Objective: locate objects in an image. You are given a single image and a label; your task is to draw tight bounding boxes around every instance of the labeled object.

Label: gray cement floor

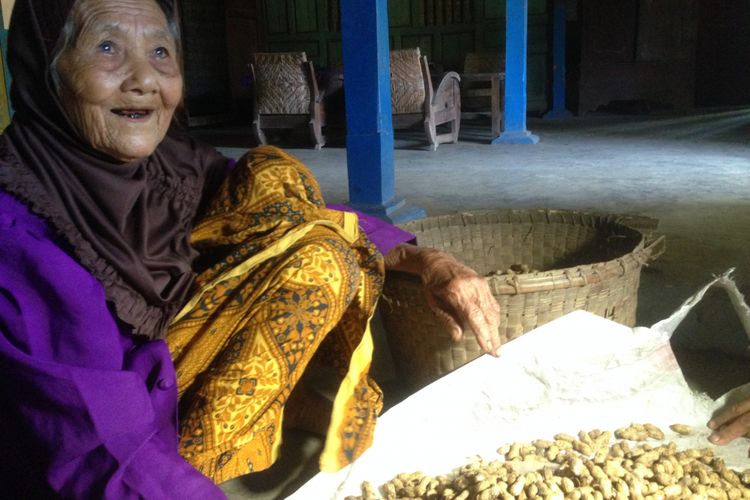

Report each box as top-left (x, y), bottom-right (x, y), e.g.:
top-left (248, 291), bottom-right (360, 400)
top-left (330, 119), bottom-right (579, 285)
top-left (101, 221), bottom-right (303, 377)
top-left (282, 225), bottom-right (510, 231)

top-left (195, 107), bottom-right (750, 498)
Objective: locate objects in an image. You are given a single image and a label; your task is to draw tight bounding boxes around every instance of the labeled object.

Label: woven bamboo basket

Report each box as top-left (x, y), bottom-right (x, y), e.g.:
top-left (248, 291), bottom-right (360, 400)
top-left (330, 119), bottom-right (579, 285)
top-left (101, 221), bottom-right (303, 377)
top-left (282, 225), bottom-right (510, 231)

top-left (380, 209), bottom-right (665, 390)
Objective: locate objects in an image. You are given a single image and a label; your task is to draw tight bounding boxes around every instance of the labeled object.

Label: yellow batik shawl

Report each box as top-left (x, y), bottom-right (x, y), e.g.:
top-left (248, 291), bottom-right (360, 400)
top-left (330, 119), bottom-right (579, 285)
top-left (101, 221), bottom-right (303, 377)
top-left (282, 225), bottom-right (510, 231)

top-left (166, 146), bottom-right (384, 483)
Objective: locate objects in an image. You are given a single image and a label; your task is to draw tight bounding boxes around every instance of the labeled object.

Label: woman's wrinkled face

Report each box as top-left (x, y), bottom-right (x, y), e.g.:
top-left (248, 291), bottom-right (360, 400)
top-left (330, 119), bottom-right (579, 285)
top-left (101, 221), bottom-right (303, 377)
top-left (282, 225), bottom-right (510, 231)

top-left (56, 0), bottom-right (182, 162)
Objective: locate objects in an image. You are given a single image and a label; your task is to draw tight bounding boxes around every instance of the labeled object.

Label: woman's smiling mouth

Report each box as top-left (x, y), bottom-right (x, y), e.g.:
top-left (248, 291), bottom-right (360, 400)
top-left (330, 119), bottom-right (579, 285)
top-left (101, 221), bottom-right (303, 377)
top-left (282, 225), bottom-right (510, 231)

top-left (112, 109), bottom-right (152, 119)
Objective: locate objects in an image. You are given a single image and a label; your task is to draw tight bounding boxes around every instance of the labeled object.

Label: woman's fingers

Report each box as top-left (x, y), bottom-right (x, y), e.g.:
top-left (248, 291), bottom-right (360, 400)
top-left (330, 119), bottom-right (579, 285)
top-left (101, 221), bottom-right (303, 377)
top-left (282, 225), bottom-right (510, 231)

top-left (708, 399), bottom-right (750, 444)
top-left (466, 313), bottom-right (500, 355)
top-left (461, 291), bottom-right (501, 356)
top-left (464, 306), bottom-right (496, 355)
top-left (708, 414), bottom-right (750, 445)
top-left (426, 276), bottom-right (501, 356)
top-left (425, 294), bottom-right (463, 342)
top-left (709, 399), bottom-right (750, 429)
top-left (467, 276), bottom-right (501, 353)
top-left (416, 253), bottom-right (502, 356)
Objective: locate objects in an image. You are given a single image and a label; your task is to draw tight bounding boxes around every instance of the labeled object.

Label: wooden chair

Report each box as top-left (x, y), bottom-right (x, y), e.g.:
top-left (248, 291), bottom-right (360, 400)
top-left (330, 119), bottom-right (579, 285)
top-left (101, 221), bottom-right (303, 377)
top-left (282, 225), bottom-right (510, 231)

top-left (460, 52), bottom-right (506, 138)
top-left (390, 48), bottom-right (461, 150)
top-left (250, 52), bottom-right (326, 149)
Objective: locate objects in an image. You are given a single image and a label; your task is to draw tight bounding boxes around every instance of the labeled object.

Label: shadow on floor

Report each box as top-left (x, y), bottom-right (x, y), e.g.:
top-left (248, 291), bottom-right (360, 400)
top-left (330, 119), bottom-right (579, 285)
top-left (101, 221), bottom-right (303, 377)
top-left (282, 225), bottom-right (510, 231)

top-left (219, 431), bottom-right (323, 500)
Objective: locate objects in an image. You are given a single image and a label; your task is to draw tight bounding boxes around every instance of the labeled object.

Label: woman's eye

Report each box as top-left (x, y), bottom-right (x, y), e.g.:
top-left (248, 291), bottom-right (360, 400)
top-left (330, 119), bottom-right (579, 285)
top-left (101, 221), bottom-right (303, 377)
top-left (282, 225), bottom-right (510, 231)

top-left (97, 41), bottom-right (114, 54)
top-left (153, 46), bottom-right (169, 59)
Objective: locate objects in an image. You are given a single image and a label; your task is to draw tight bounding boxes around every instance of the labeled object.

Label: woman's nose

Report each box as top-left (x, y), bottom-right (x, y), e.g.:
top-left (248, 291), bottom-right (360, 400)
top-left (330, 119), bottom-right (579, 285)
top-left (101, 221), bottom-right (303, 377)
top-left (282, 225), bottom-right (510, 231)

top-left (121, 56), bottom-right (158, 95)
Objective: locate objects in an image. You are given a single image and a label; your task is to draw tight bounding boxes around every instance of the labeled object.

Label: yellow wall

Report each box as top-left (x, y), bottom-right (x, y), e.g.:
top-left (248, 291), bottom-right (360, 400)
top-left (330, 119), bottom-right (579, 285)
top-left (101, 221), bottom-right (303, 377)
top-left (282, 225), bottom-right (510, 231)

top-left (1, 0), bottom-right (14, 29)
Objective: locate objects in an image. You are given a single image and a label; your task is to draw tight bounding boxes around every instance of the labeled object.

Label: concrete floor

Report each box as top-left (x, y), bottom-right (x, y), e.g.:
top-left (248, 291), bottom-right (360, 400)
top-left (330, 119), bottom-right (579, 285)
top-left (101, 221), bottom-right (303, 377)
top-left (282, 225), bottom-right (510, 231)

top-left (193, 107), bottom-right (750, 498)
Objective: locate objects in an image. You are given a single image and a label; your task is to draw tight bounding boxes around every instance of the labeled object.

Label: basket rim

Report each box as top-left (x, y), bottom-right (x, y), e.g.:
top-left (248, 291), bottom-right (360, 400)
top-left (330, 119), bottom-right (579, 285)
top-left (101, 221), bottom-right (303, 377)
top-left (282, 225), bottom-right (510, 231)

top-left (388, 208), bottom-right (661, 295)
top-left (396, 208), bottom-right (658, 232)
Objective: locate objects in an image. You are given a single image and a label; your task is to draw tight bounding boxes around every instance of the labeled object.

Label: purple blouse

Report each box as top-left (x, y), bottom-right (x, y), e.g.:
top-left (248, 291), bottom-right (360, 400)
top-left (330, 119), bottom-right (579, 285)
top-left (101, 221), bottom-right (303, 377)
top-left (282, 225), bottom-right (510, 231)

top-left (0, 191), bottom-right (414, 498)
top-left (0, 191), bottom-right (225, 498)
top-left (327, 203), bottom-right (416, 254)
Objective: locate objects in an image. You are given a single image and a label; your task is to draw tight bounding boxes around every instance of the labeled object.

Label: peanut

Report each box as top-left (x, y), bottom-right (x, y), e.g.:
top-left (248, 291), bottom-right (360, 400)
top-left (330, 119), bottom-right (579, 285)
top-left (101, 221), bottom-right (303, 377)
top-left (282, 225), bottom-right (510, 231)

top-left (352, 424), bottom-right (750, 500)
top-left (669, 423), bottom-right (693, 435)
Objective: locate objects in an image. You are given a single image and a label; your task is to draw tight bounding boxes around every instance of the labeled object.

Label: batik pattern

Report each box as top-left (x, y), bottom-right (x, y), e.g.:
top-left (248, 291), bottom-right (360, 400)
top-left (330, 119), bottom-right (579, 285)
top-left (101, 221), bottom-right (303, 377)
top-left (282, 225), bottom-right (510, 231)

top-left (167, 146), bottom-right (384, 483)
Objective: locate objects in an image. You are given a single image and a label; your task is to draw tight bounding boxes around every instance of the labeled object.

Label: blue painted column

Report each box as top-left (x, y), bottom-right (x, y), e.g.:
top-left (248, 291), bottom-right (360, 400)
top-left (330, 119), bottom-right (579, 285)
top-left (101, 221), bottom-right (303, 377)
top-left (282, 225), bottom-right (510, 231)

top-left (543, 0), bottom-right (573, 120)
top-left (493, 0), bottom-right (539, 144)
top-left (340, 0), bottom-right (425, 223)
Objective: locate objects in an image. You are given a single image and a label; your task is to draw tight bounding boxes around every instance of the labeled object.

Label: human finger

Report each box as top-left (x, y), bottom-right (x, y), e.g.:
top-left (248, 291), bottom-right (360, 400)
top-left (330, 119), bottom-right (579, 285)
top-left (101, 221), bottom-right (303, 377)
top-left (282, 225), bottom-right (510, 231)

top-left (707, 399), bottom-right (750, 445)
top-left (463, 305), bottom-right (501, 356)
top-left (708, 413), bottom-right (750, 445)
top-left (426, 292), bottom-right (499, 355)
top-left (457, 278), bottom-right (501, 355)
top-left (708, 398), bottom-right (750, 430)
top-left (425, 293), bottom-right (463, 343)
top-left (468, 322), bottom-right (495, 355)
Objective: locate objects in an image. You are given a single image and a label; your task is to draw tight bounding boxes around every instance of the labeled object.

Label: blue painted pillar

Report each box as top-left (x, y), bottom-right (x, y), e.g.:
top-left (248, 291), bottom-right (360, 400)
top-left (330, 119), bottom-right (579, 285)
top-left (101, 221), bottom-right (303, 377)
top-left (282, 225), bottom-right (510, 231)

top-left (493, 0), bottom-right (539, 144)
top-left (340, 0), bottom-right (425, 223)
top-left (543, 0), bottom-right (573, 120)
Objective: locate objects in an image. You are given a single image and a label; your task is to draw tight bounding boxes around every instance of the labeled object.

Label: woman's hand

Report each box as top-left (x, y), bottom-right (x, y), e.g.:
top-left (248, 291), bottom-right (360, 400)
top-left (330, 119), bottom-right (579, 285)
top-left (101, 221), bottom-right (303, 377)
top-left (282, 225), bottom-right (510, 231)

top-left (707, 398), bottom-right (750, 445)
top-left (384, 244), bottom-right (502, 356)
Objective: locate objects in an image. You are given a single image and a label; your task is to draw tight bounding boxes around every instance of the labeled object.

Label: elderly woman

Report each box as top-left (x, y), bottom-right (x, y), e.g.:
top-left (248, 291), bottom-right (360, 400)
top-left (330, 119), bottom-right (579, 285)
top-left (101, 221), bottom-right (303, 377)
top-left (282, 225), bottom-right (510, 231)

top-left (0, 0), bottom-right (501, 497)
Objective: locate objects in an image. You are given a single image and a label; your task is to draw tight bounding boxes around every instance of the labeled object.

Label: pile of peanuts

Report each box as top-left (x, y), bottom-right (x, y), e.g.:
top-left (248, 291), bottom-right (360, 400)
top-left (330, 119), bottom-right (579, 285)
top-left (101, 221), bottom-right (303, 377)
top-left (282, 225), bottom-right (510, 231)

top-left (345, 423), bottom-right (750, 499)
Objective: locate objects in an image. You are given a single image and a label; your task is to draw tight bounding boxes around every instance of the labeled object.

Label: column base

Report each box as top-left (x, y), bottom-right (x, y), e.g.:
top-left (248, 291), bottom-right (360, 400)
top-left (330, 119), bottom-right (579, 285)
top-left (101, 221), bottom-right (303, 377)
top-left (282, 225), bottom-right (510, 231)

top-left (491, 130), bottom-right (540, 145)
top-left (348, 198), bottom-right (426, 224)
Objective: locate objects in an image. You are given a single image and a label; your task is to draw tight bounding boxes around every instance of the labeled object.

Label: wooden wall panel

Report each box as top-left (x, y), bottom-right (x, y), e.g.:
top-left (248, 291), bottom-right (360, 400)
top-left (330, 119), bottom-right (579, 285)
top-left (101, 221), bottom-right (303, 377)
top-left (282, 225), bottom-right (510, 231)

top-left (441, 31), bottom-right (475, 70)
top-left (527, 18), bottom-right (549, 113)
top-left (411, 2), bottom-right (426, 26)
top-left (262, 0), bottom-right (549, 112)
top-left (483, 0), bottom-right (502, 20)
top-left (265, 1), bottom-right (289, 34)
top-left (225, 0), bottom-right (262, 118)
top-left (578, 0), bottom-right (698, 114)
top-left (636, 0), bottom-right (697, 62)
top-left (529, 0), bottom-right (546, 15)
top-left (327, 40), bottom-right (343, 67)
top-left (583, 0), bottom-right (638, 63)
top-left (389, 0), bottom-right (413, 27)
top-left (327, 0), bottom-right (341, 31)
top-left (695, 0), bottom-right (750, 106)
top-left (265, 0), bottom-right (339, 68)
top-left (272, 40), bottom-right (323, 59)
top-left (294, 0), bottom-right (319, 33)
top-left (399, 34), bottom-right (435, 56)
top-left (181, 0), bottom-right (233, 122)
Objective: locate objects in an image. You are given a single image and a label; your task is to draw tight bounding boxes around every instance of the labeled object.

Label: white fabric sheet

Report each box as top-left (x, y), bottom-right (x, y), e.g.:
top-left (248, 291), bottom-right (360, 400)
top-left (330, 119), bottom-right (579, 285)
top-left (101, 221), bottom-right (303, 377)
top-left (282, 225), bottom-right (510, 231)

top-left (289, 269), bottom-right (750, 499)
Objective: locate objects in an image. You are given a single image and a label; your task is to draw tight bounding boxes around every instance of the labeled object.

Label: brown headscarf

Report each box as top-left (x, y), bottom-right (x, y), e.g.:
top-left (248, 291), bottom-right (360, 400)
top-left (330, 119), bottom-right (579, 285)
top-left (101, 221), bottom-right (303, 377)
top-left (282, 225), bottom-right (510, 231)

top-left (0, 0), bottom-right (228, 338)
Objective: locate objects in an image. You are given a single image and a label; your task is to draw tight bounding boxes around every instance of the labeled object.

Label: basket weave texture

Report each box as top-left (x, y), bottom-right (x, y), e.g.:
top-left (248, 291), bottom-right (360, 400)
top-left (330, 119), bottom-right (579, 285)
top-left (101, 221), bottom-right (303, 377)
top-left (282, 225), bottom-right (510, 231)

top-left (252, 52), bottom-right (311, 114)
top-left (390, 48), bottom-right (427, 114)
top-left (380, 209), bottom-right (663, 390)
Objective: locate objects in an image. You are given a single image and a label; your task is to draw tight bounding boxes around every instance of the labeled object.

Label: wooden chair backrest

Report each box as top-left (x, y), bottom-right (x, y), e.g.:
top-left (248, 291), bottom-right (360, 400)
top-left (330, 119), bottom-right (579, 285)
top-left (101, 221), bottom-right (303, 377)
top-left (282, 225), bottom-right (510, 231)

top-left (251, 52), bottom-right (311, 114)
top-left (390, 48), bottom-right (427, 114)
